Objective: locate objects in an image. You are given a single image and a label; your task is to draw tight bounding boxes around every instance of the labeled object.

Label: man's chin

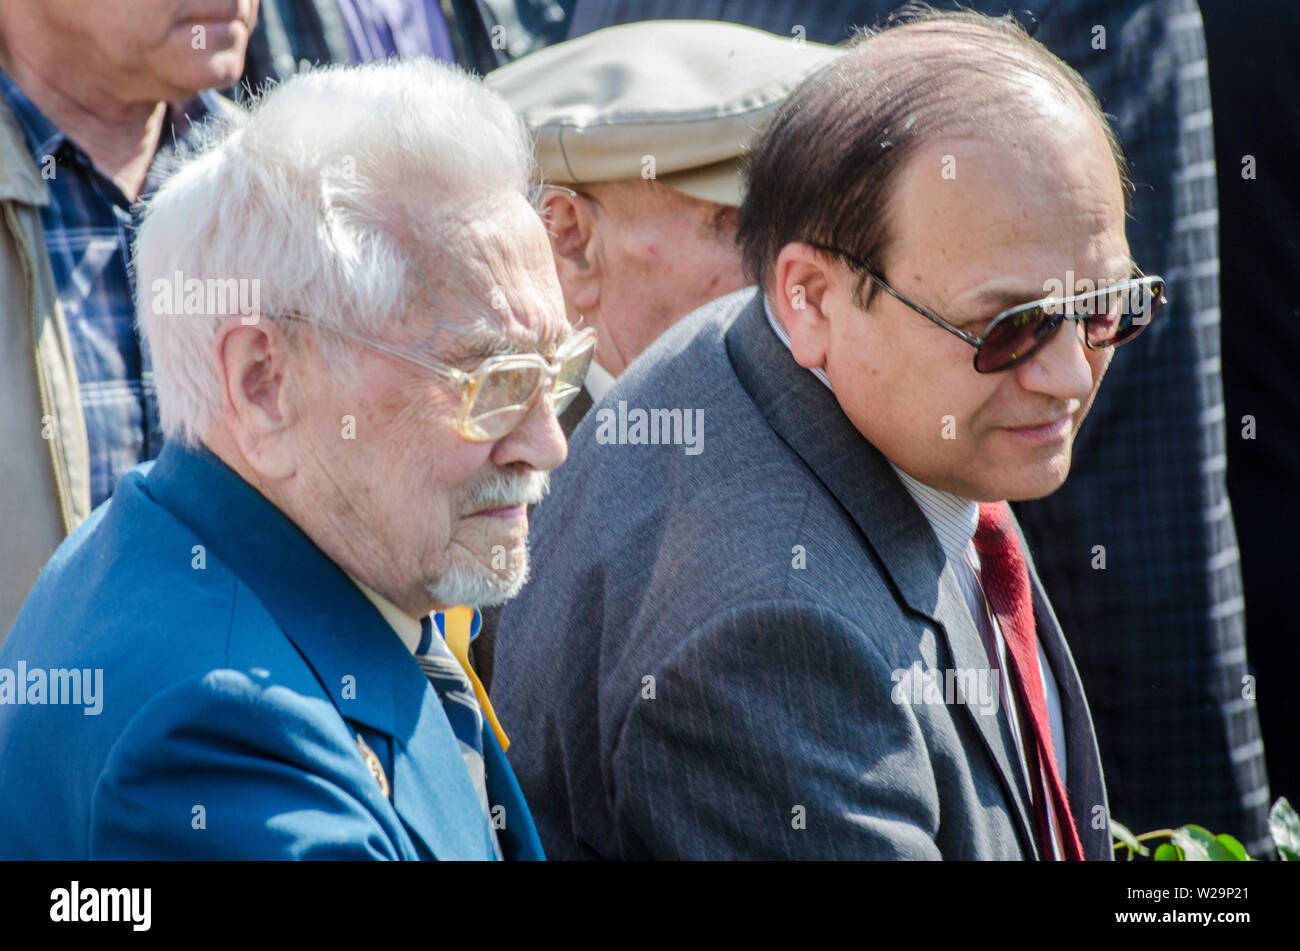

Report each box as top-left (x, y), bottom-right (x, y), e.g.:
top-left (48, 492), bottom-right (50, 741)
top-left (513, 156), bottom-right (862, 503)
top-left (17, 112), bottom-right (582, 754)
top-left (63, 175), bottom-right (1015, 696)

top-left (998, 453), bottom-right (1074, 502)
top-left (424, 556), bottom-right (530, 609)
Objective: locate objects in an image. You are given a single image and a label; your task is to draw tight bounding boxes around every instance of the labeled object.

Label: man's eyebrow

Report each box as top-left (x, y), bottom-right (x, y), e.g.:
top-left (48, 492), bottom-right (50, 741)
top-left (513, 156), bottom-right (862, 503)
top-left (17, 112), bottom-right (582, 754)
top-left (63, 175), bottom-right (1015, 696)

top-left (969, 287), bottom-right (1054, 312)
top-left (440, 326), bottom-right (567, 363)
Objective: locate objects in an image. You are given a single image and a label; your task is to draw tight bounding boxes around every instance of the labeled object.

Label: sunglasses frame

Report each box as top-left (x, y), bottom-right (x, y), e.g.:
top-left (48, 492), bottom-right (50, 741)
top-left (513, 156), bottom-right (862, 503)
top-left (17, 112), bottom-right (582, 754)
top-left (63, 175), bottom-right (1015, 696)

top-left (809, 244), bottom-right (1165, 373)
top-left (278, 311), bottom-right (597, 442)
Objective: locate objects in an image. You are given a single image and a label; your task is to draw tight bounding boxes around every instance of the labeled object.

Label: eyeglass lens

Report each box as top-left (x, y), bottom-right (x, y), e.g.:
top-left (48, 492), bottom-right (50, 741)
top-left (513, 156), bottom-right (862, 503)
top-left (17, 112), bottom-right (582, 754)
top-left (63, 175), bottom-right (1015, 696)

top-left (464, 341), bottom-right (596, 439)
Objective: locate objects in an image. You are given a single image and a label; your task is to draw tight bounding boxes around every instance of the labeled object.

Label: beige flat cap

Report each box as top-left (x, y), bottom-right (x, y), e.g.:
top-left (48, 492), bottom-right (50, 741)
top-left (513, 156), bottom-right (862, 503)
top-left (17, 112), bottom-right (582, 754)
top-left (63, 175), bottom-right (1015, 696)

top-left (485, 20), bottom-right (843, 207)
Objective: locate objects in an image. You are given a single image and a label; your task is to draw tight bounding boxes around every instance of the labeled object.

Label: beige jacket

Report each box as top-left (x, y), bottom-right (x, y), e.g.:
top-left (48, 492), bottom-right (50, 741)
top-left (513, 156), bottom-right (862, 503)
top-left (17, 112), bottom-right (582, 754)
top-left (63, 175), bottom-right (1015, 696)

top-left (0, 96), bottom-right (91, 637)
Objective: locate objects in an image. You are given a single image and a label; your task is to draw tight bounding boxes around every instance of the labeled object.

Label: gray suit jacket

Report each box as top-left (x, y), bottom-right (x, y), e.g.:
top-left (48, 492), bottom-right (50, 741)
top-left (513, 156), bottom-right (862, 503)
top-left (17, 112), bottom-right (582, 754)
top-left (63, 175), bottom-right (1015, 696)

top-left (493, 288), bottom-right (1112, 859)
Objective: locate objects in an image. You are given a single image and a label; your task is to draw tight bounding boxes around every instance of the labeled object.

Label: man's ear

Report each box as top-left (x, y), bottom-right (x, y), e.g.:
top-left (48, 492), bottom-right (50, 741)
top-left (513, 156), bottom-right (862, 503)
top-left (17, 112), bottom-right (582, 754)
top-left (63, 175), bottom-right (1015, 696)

top-left (211, 318), bottom-right (297, 480)
top-left (772, 242), bottom-right (842, 373)
top-left (540, 188), bottom-right (600, 315)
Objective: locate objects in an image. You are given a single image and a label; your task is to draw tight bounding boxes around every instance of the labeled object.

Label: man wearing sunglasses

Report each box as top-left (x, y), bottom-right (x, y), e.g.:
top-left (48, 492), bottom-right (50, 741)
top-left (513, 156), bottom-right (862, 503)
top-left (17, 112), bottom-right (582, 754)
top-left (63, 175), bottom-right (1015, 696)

top-left (493, 10), bottom-right (1152, 860)
top-left (0, 59), bottom-right (581, 858)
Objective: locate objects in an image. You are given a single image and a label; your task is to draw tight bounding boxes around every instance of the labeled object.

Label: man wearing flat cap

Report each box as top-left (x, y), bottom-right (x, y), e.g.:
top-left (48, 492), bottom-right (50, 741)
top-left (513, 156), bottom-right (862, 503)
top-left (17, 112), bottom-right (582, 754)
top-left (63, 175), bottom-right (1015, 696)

top-left (474, 20), bottom-right (841, 686)
top-left (486, 20), bottom-right (841, 433)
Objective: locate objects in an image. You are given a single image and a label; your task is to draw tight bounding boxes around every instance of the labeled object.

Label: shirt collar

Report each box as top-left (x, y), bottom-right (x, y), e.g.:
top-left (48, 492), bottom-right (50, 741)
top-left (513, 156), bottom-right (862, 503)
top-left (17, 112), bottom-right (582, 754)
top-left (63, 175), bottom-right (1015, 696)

top-left (584, 358), bottom-right (616, 404)
top-left (347, 573), bottom-right (424, 655)
top-left (761, 294), bottom-right (979, 560)
top-left (763, 295), bottom-right (833, 390)
top-left (346, 572), bottom-right (471, 672)
top-left (888, 465), bottom-right (980, 563)
top-left (0, 69), bottom-right (66, 161)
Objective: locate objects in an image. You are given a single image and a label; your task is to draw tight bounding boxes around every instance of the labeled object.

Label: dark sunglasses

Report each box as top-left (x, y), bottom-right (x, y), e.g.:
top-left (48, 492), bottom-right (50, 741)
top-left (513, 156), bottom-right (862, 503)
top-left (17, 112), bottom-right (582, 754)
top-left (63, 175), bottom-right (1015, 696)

top-left (813, 245), bottom-right (1166, 373)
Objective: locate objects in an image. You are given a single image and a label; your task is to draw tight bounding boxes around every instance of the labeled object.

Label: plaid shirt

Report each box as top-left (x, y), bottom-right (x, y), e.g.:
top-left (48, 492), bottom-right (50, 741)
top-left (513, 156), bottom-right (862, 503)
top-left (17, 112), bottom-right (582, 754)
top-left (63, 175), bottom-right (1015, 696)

top-left (0, 71), bottom-right (221, 509)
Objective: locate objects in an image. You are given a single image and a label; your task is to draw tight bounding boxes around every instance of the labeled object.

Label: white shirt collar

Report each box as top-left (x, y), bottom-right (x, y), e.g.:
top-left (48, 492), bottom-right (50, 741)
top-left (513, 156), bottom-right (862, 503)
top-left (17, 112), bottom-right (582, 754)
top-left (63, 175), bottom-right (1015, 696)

top-left (888, 466), bottom-right (980, 563)
top-left (584, 359), bottom-right (616, 404)
top-left (763, 295), bottom-right (833, 390)
top-left (761, 295), bottom-right (979, 559)
top-left (347, 574), bottom-right (423, 656)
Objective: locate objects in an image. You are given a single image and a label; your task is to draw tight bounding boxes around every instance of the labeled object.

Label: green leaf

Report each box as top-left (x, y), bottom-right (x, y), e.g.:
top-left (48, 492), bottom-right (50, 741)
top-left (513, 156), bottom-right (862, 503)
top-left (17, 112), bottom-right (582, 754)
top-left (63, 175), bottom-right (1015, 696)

top-left (1110, 819), bottom-right (1149, 856)
top-left (1214, 833), bottom-right (1248, 861)
top-left (1178, 824), bottom-right (1238, 861)
top-left (1171, 827), bottom-right (1211, 861)
top-left (1269, 797), bottom-right (1300, 862)
top-left (1153, 842), bottom-right (1182, 861)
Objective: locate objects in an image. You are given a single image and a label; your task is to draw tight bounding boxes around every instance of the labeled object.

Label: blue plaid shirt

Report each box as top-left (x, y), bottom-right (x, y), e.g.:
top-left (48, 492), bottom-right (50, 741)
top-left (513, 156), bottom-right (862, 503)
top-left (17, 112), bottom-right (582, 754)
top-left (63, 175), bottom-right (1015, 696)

top-left (0, 72), bottom-right (221, 508)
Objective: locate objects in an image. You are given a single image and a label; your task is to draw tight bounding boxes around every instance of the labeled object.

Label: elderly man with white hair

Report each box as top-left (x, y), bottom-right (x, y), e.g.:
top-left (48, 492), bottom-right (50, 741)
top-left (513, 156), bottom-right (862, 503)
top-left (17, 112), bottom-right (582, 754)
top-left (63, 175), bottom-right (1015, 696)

top-left (0, 57), bottom-right (591, 859)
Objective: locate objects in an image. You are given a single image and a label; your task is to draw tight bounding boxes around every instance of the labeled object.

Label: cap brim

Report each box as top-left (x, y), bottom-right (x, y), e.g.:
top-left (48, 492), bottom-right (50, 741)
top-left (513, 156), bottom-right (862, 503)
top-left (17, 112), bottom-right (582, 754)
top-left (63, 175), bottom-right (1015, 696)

top-left (658, 158), bottom-right (744, 207)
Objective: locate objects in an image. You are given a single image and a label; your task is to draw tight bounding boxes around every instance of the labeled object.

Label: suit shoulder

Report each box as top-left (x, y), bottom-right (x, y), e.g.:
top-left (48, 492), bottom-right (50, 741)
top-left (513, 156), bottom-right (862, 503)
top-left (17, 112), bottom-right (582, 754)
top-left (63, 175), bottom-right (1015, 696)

top-left (104, 667), bottom-right (354, 768)
top-left (89, 668), bottom-right (396, 859)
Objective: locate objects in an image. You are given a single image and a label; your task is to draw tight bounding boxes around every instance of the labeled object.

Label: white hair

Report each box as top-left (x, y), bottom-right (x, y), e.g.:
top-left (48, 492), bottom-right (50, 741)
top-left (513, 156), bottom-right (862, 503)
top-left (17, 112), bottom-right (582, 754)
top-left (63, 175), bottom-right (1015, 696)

top-left (135, 57), bottom-right (536, 446)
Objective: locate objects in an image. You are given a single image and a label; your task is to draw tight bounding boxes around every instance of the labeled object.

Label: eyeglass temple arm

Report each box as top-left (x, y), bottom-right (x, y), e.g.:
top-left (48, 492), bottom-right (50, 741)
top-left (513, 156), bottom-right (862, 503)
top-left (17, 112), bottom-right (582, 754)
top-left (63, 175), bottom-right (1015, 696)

top-left (279, 310), bottom-right (595, 380)
top-left (281, 312), bottom-right (468, 387)
top-left (811, 244), bottom-right (981, 346)
top-left (871, 276), bottom-right (983, 345)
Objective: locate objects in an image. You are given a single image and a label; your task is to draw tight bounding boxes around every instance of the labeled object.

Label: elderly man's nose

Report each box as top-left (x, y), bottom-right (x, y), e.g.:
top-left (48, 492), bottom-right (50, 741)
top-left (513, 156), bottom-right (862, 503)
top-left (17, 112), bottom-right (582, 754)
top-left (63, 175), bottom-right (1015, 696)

top-left (491, 390), bottom-right (568, 471)
top-left (1016, 317), bottom-right (1096, 400)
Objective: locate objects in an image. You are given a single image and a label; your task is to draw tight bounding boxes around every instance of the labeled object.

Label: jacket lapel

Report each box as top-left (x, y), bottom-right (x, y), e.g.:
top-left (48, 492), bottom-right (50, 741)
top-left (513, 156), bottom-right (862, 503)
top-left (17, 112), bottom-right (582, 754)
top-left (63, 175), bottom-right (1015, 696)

top-left (1022, 540), bottom-right (1111, 860)
top-left (147, 442), bottom-right (495, 859)
top-left (482, 726), bottom-right (546, 860)
top-left (725, 291), bottom-right (1041, 857)
top-left (934, 560), bottom-right (1041, 857)
top-left (389, 690), bottom-right (501, 860)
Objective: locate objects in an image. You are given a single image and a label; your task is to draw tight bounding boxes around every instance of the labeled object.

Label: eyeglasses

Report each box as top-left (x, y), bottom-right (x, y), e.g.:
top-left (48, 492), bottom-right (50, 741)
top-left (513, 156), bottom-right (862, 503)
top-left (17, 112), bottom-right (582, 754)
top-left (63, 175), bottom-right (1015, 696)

top-left (812, 245), bottom-right (1166, 373)
top-left (279, 312), bottom-right (597, 442)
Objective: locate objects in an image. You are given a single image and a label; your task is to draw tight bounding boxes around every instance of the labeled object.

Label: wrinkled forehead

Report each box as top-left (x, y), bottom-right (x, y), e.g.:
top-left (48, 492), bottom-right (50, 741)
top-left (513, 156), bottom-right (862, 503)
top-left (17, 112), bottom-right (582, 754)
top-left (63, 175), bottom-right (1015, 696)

top-left (405, 194), bottom-right (570, 361)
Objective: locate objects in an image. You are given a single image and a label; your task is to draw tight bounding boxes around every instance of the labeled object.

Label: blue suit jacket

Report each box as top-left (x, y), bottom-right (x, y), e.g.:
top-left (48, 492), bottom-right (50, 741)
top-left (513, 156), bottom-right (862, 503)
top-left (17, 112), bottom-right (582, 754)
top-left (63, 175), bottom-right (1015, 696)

top-left (0, 443), bottom-right (544, 860)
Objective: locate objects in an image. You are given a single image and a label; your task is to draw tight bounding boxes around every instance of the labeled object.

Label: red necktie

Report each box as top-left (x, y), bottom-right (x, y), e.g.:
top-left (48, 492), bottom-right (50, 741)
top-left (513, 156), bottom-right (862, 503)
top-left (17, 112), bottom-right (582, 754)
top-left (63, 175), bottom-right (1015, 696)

top-left (974, 501), bottom-right (1085, 861)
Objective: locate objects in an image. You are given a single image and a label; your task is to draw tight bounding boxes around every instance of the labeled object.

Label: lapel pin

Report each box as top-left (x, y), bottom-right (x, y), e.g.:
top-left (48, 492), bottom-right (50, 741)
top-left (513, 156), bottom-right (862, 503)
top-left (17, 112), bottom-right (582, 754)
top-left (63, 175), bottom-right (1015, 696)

top-left (355, 732), bottom-right (391, 800)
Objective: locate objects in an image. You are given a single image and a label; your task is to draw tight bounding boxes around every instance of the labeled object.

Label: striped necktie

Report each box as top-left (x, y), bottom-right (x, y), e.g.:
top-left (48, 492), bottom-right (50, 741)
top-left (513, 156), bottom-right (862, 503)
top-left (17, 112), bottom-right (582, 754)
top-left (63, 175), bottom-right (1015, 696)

top-left (417, 611), bottom-right (500, 858)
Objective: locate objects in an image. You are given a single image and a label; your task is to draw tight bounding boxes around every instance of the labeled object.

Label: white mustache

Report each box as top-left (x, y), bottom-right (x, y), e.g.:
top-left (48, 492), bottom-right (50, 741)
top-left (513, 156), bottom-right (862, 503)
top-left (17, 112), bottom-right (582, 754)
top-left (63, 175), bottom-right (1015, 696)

top-left (463, 470), bottom-right (550, 510)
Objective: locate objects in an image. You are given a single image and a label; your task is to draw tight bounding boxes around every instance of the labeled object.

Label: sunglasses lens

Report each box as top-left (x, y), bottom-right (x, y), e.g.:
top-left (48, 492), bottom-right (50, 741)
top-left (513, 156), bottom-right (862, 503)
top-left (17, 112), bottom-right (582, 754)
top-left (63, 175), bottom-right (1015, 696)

top-left (1085, 278), bottom-right (1164, 348)
top-left (975, 278), bottom-right (1166, 372)
top-left (976, 303), bottom-right (1060, 372)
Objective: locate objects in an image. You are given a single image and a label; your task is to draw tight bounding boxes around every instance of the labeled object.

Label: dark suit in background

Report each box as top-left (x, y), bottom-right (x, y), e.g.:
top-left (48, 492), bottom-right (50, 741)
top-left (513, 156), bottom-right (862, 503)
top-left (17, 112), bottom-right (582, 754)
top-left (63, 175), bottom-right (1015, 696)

top-left (1202, 0), bottom-right (1299, 809)
top-left (474, 384), bottom-right (591, 690)
top-left (563, 0), bottom-right (1271, 856)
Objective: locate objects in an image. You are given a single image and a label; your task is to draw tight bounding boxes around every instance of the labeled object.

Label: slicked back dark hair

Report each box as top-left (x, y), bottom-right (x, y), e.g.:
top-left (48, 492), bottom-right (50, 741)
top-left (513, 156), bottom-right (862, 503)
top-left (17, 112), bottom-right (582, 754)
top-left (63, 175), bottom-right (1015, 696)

top-left (737, 4), bottom-right (1133, 305)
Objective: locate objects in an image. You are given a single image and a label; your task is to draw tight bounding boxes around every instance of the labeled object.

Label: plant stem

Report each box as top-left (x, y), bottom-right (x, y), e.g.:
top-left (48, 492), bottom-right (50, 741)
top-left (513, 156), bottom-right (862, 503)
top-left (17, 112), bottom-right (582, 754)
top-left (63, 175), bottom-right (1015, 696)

top-left (1133, 830), bottom-right (1175, 842)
